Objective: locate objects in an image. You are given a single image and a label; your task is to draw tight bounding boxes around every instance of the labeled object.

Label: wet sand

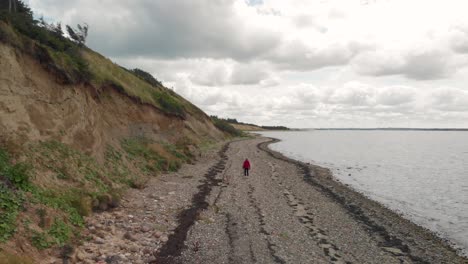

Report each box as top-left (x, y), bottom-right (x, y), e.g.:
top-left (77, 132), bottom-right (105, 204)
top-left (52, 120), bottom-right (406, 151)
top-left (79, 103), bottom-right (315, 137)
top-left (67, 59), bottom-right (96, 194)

top-left (61, 137), bottom-right (468, 264)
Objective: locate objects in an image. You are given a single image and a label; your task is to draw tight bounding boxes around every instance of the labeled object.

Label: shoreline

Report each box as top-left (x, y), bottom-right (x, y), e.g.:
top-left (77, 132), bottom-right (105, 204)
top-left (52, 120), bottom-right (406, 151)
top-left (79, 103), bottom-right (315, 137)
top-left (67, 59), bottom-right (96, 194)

top-left (259, 137), bottom-right (467, 260)
top-left (54, 137), bottom-right (467, 263)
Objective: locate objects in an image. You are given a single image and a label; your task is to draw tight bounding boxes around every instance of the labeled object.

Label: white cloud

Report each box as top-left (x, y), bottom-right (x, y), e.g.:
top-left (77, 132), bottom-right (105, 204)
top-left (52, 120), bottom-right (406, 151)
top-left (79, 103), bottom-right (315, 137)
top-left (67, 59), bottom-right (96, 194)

top-left (375, 86), bottom-right (416, 106)
top-left (429, 87), bottom-right (468, 112)
top-left (26, 0), bottom-right (468, 127)
top-left (328, 82), bottom-right (375, 106)
top-left (353, 49), bottom-right (457, 80)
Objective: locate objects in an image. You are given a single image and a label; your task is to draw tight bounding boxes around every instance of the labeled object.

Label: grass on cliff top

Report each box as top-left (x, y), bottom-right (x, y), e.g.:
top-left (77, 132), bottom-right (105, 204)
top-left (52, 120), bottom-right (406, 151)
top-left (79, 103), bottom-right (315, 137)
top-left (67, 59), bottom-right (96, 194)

top-left (83, 50), bottom-right (206, 118)
top-left (0, 8), bottom-right (205, 119)
top-left (83, 51), bottom-right (160, 103)
top-left (211, 116), bottom-right (245, 137)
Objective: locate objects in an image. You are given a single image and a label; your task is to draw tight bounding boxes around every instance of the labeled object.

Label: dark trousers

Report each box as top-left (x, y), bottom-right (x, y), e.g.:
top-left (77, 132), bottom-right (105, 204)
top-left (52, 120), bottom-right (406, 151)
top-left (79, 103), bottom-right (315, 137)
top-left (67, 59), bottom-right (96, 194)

top-left (244, 168), bottom-right (249, 176)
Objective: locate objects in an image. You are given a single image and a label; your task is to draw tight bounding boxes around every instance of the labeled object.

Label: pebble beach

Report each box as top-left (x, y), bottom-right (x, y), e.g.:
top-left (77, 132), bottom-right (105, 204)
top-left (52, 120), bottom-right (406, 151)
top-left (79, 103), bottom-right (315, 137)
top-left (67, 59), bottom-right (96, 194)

top-left (48, 137), bottom-right (468, 264)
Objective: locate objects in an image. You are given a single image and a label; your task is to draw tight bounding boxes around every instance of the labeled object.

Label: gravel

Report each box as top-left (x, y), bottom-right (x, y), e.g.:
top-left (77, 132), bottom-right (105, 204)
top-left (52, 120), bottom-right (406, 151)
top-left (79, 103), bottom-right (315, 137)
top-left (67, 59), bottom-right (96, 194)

top-left (46, 137), bottom-right (468, 264)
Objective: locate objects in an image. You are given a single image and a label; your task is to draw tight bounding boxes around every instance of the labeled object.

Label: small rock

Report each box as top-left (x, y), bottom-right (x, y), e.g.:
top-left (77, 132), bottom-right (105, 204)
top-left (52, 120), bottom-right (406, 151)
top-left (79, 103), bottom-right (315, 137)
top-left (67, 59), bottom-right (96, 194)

top-left (383, 247), bottom-right (404, 256)
top-left (119, 244), bottom-right (128, 250)
top-left (129, 245), bottom-right (139, 252)
top-left (160, 236), bottom-right (169, 243)
top-left (96, 231), bottom-right (106, 239)
top-left (105, 255), bottom-right (122, 264)
top-left (124, 232), bottom-right (137, 241)
top-left (110, 226), bottom-right (116, 235)
top-left (141, 224), bottom-right (152, 232)
top-left (153, 231), bottom-right (163, 238)
top-left (94, 237), bottom-right (105, 244)
top-left (168, 191), bottom-right (176, 195)
top-left (76, 250), bottom-right (86, 261)
top-left (146, 257), bottom-right (157, 263)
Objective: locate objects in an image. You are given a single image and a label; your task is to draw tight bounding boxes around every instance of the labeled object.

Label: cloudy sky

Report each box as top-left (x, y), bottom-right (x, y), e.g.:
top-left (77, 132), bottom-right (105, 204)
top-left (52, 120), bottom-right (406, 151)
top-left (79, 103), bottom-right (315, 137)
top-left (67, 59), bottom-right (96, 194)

top-left (27, 0), bottom-right (468, 128)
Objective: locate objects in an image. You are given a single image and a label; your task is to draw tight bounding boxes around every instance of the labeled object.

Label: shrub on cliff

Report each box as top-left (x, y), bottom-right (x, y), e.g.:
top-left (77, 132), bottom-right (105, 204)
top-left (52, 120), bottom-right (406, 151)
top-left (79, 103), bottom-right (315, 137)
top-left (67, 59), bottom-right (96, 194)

top-left (131, 68), bottom-right (163, 87)
top-left (211, 116), bottom-right (244, 137)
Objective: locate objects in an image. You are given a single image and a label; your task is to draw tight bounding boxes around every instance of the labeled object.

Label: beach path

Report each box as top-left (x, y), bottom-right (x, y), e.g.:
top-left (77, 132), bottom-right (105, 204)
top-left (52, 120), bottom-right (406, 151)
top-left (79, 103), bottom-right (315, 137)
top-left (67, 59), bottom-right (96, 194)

top-left (155, 137), bottom-right (466, 264)
top-left (62, 137), bottom-right (466, 264)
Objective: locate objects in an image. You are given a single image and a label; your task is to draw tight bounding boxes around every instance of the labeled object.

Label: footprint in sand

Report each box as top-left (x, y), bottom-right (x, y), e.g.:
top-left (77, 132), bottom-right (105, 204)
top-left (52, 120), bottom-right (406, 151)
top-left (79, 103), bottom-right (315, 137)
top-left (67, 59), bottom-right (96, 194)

top-left (282, 188), bottom-right (347, 264)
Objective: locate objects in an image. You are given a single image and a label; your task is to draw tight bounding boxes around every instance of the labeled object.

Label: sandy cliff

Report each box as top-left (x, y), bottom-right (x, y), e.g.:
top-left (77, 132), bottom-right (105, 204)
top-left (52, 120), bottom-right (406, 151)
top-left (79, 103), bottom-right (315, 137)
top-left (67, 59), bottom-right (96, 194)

top-left (0, 43), bottom-right (223, 157)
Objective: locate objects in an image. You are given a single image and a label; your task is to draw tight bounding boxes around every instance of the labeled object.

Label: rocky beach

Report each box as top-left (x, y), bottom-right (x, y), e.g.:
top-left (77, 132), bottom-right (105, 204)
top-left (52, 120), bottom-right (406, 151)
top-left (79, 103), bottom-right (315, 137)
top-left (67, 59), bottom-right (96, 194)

top-left (48, 137), bottom-right (467, 264)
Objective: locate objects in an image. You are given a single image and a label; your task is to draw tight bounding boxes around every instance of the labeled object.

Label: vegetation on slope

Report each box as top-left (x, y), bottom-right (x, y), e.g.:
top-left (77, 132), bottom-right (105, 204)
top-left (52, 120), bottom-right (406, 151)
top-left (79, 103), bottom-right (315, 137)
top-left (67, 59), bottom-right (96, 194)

top-left (0, 137), bottom-right (194, 253)
top-left (0, 1), bottom-right (206, 119)
top-left (211, 116), bottom-right (245, 137)
top-left (217, 117), bottom-right (290, 131)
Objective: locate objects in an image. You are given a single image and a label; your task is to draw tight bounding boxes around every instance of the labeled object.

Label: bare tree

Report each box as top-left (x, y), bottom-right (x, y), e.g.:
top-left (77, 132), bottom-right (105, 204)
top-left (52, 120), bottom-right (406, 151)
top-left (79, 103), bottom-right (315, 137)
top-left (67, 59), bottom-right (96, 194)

top-left (66, 23), bottom-right (89, 46)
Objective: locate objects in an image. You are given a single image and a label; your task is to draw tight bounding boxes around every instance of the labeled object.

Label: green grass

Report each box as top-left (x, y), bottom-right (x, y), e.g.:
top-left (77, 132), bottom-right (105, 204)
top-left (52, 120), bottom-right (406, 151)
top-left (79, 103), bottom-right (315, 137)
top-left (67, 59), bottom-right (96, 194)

top-left (0, 149), bottom-right (29, 242)
top-left (104, 145), bottom-right (131, 184)
top-left (211, 116), bottom-right (244, 137)
top-left (122, 137), bottom-right (191, 175)
top-left (1, 142), bottom-right (131, 248)
top-left (151, 90), bottom-right (186, 117)
top-left (31, 188), bottom-right (85, 227)
top-left (82, 51), bottom-right (189, 118)
top-left (31, 218), bottom-right (71, 249)
top-left (29, 140), bottom-right (109, 192)
top-left (121, 137), bottom-right (168, 175)
top-left (83, 51), bottom-right (159, 102)
top-left (0, 185), bottom-right (23, 242)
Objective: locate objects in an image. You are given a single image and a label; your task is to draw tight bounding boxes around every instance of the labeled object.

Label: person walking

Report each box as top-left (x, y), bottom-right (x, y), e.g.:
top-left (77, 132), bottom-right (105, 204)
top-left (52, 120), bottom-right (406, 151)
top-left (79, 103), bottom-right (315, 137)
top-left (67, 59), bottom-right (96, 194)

top-left (243, 158), bottom-right (251, 176)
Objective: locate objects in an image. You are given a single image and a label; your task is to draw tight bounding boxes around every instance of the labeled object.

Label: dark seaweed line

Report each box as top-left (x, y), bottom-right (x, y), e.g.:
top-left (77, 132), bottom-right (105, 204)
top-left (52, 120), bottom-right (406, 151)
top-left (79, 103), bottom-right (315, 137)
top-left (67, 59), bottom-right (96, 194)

top-left (225, 213), bottom-right (237, 264)
top-left (154, 143), bottom-right (230, 264)
top-left (212, 160), bottom-right (232, 206)
top-left (258, 139), bottom-right (430, 264)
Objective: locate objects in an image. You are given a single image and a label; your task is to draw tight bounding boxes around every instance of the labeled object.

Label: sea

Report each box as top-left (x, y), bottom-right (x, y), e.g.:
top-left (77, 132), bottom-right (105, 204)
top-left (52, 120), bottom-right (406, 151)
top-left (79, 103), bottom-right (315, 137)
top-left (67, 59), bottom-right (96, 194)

top-left (260, 130), bottom-right (468, 256)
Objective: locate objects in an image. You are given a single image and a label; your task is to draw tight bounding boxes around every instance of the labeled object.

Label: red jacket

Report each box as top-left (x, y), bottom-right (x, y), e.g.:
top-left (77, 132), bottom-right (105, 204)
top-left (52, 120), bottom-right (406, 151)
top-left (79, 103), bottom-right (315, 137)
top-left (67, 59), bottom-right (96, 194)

top-left (243, 160), bottom-right (251, 169)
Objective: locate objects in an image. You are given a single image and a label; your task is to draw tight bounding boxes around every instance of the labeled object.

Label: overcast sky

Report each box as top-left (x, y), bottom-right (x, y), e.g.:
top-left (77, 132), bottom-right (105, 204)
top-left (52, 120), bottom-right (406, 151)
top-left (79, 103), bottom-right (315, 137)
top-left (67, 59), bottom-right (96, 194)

top-left (27, 0), bottom-right (468, 128)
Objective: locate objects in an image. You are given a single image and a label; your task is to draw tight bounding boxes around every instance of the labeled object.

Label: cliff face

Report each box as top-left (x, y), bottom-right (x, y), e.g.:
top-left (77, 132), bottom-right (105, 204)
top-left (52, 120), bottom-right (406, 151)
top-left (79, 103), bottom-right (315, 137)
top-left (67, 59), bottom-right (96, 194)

top-left (0, 30), bottom-right (226, 260)
top-left (0, 43), bottom-right (223, 157)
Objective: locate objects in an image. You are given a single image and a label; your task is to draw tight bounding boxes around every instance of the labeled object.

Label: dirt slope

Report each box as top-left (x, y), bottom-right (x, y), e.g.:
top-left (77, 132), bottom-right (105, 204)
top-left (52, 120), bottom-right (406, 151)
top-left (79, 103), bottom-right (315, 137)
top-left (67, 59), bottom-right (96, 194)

top-left (0, 43), bottom-right (223, 157)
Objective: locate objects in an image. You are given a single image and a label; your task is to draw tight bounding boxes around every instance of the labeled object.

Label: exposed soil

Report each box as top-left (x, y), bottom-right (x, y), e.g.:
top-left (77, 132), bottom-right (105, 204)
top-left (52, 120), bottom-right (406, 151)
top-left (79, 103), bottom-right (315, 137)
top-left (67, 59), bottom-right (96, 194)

top-left (46, 137), bottom-right (467, 264)
top-left (0, 42), bottom-right (223, 159)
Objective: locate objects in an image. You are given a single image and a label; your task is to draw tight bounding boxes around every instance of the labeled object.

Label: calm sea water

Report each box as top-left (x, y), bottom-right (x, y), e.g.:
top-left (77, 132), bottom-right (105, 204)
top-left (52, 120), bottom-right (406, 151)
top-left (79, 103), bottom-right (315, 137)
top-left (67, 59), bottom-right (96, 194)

top-left (260, 130), bottom-right (468, 256)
